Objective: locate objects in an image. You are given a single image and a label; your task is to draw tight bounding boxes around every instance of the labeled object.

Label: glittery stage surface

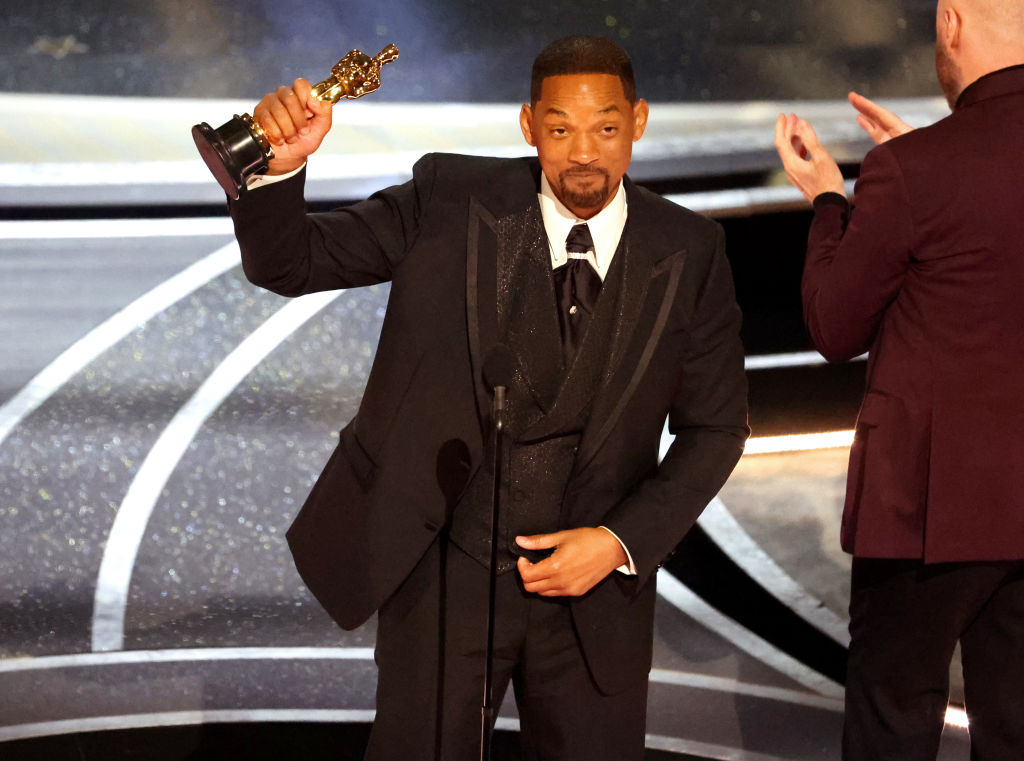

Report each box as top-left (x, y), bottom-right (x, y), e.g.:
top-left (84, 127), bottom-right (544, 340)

top-left (0, 218), bottom-right (971, 760)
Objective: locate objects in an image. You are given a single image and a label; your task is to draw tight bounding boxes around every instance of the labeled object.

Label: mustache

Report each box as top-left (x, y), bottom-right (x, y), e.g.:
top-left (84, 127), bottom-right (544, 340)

top-left (560, 166), bottom-right (609, 178)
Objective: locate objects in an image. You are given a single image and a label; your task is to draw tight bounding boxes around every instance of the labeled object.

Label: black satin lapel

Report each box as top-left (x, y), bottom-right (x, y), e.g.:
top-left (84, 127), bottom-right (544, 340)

top-left (466, 196), bottom-right (500, 436)
top-left (575, 250), bottom-right (686, 472)
top-left (605, 234), bottom-right (648, 380)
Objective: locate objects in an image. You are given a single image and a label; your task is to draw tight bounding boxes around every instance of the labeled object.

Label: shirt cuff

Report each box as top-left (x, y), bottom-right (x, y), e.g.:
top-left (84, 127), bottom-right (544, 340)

top-left (246, 163), bottom-right (306, 190)
top-left (599, 526), bottom-right (637, 575)
top-left (812, 191), bottom-right (849, 210)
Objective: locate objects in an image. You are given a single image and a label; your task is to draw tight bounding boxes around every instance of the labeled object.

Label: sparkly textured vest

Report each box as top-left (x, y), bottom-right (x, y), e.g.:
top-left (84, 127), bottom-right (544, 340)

top-left (449, 206), bottom-right (626, 571)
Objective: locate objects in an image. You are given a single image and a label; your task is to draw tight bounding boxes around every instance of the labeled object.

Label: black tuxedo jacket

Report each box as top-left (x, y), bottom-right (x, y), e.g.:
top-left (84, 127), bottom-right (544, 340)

top-left (230, 153), bottom-right (748, 693)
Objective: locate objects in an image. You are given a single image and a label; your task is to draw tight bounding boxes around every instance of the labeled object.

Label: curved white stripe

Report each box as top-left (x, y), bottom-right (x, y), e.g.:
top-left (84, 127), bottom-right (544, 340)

top-left (945, 706), bottom-right (969, 729)
top-left (0, 648), bottom-right (838, 711)
top-left (644, 734), bottom-right (799, 761)
top-left (649, 669), bottom-right (842, 712)
top-left (0, 241), bottom-right (240, 448)
top-left (657, 422), bottom-right (849, 657)
top-left (667, 179), bottom-right (857, 216)
top-left (0, 709), bottom-right (969, 751)
top-left (0, 647), bottom-right (375, 673)
top-left (745, 430), bottom-right (854, 454)
top-left (0, 710), bottom-right (521, 744)
top-left (0, 218), bottom-right (234, 239)
top-left (0, 711), bottom-right (821, 759)
top-left (657, 421), bottom-right (675, 462)
top-left (649, 707), bottom-right (970, 754)
top-left (698, 498), bottom-right (851, 645)
top-left (0, 689), bottom-right (966, 746)
top-left (656, 571), bottom-right (845, 699)
top-left (92, 291), bottom-right (340, 652)
top-left (0, 713), bottom-right (848, 758)
top-left (0, 710), bottom-right (377, 743)
top-left (744, 350), bottom-right (829, 370)
top-left (744, 349), bottom-right (867, 371)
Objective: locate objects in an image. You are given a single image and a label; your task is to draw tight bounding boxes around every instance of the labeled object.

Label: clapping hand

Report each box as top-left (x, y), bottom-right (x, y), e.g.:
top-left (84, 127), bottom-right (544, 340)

top-left (774, 113), bottom-right (847, 202)
top-left (848, 91), bottom-right (914, 145)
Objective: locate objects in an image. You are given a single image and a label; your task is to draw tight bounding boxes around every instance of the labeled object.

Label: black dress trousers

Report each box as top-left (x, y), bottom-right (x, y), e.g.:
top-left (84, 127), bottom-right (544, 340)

top-left (843, 557), bottom-right (1024, 761)
top-left (366, 536), bottom-right (647, 761)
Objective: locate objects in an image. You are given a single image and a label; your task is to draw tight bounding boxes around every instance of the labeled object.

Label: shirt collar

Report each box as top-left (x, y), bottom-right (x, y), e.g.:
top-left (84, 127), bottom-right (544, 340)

top-left (538, 173), bottom-right (628, 280)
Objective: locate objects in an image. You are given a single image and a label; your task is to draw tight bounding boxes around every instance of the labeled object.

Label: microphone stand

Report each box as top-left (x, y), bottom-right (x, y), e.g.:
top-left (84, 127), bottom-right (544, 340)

top-left (480, 383), bottom-right (506, 761)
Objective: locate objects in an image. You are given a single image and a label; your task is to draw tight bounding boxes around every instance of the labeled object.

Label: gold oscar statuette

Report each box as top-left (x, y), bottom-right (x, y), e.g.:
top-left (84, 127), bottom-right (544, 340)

top-left (192, 43), bottom-right (399, 199)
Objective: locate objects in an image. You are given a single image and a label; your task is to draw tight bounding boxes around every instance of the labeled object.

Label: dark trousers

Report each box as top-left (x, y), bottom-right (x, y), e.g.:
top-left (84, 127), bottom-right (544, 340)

top-left (843, 557), bottom-right (1024, 761)
top-left (366, 537), bottom-right (648, 761)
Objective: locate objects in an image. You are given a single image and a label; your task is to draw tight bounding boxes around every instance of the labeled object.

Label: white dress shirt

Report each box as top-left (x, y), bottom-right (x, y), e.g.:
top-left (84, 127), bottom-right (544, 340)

top-left (537, 173), bottom-right (636, 575)
top-left (538, 173), bottom-right (627, 281)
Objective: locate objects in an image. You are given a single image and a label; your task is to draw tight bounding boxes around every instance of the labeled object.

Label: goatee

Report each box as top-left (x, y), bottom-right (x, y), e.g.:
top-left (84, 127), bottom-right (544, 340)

top-left (558, 167), bottom-right (611, 212)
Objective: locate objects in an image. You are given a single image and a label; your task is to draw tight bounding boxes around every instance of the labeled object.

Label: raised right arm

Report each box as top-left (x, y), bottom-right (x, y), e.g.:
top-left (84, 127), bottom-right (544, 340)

top-left (226, 80), bottom-right (437, 297)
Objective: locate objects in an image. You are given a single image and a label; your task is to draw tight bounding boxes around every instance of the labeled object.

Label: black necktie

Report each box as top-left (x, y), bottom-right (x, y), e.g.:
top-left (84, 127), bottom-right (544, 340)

top-left (554, 223), bottom-right (602, 364)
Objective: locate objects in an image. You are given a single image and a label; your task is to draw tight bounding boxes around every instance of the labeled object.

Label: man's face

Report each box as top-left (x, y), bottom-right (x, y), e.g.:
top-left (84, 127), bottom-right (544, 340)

top-left (520, 73), bottom-right (649, 219)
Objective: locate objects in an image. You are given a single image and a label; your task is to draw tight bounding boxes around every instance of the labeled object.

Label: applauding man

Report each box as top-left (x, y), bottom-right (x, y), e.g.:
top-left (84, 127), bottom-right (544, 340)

top-left (775, 1), bottom-right (1024, 759)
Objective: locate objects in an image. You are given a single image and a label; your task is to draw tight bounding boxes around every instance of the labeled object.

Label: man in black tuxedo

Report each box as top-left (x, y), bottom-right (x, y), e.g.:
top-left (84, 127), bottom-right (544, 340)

top-left (229, 36), bottom-right (747, 760)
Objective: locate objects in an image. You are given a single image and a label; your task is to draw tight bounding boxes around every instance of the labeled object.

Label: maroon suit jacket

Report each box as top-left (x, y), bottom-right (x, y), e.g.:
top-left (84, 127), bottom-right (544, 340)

top-left (804, 64), bottom-right (1024, 562)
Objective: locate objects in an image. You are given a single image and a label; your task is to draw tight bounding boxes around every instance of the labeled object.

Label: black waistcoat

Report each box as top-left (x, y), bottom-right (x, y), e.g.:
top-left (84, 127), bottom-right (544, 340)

top-left (449, 206), bottom-right (626, 571)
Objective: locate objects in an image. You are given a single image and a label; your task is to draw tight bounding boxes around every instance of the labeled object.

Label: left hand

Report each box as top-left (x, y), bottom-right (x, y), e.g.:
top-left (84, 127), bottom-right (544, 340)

top-left (516, 527), bottom-right (627, 597)
top-left (774, 112), bottom-right (846, 202)
top-left (848, 91), bottom-right (913, 145)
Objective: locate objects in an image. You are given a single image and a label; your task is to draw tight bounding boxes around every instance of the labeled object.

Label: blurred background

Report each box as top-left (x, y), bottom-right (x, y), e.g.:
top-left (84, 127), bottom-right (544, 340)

top-left (3, 0), bottom-right (940, 101)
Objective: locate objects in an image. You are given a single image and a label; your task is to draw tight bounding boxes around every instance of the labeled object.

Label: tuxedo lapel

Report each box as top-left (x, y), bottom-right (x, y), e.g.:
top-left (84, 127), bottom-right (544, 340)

top-left (466, 196), bottom-right (501, 438)
top-left (521, 182), bottom-right (682, 448)
top-left (465, 161), bottom-right (563, 432)
top-left (467, 170), bottom-right (686, 460)
top-left (574, 187), bottom-right (689, 473)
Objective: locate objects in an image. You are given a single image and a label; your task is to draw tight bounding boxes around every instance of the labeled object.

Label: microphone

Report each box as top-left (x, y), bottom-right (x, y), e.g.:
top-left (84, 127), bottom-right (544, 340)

top-left (482, 345), bottom-right (516, 432)
top-left (480, 345), bottom-right (516, 758)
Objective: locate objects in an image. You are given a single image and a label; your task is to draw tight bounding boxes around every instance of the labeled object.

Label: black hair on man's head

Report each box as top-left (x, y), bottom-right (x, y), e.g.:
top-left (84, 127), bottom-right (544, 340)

top-left (530, 35), bottom-right (636, 105)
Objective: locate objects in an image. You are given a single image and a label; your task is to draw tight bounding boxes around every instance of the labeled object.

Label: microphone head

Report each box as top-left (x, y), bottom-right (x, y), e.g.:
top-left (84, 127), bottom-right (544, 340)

top-left (482, 345), bottom-right (516, 390)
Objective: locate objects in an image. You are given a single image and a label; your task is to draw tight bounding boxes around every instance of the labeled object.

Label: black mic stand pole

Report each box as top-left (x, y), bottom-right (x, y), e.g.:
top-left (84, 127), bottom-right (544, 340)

top-left (480, 383), bottom-right (506, 761)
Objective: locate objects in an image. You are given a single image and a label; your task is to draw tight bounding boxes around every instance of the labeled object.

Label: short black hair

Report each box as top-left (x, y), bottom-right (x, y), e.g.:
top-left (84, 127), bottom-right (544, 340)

top-left (530, 35), bottom-right (636, 105)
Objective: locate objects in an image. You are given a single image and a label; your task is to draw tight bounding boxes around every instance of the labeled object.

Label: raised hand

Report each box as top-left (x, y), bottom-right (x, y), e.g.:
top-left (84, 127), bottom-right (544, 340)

top-left (774, 112), bottom-right (847, 202)
top-left (252, 78), bottom-right (334, 173)
top-left (849, 91), bottom-right (913, 145)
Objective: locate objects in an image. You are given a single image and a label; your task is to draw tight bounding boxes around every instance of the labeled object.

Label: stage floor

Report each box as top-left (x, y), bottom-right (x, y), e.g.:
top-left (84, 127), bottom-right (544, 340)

top-left (0, 214), bottom-right (971, 759)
